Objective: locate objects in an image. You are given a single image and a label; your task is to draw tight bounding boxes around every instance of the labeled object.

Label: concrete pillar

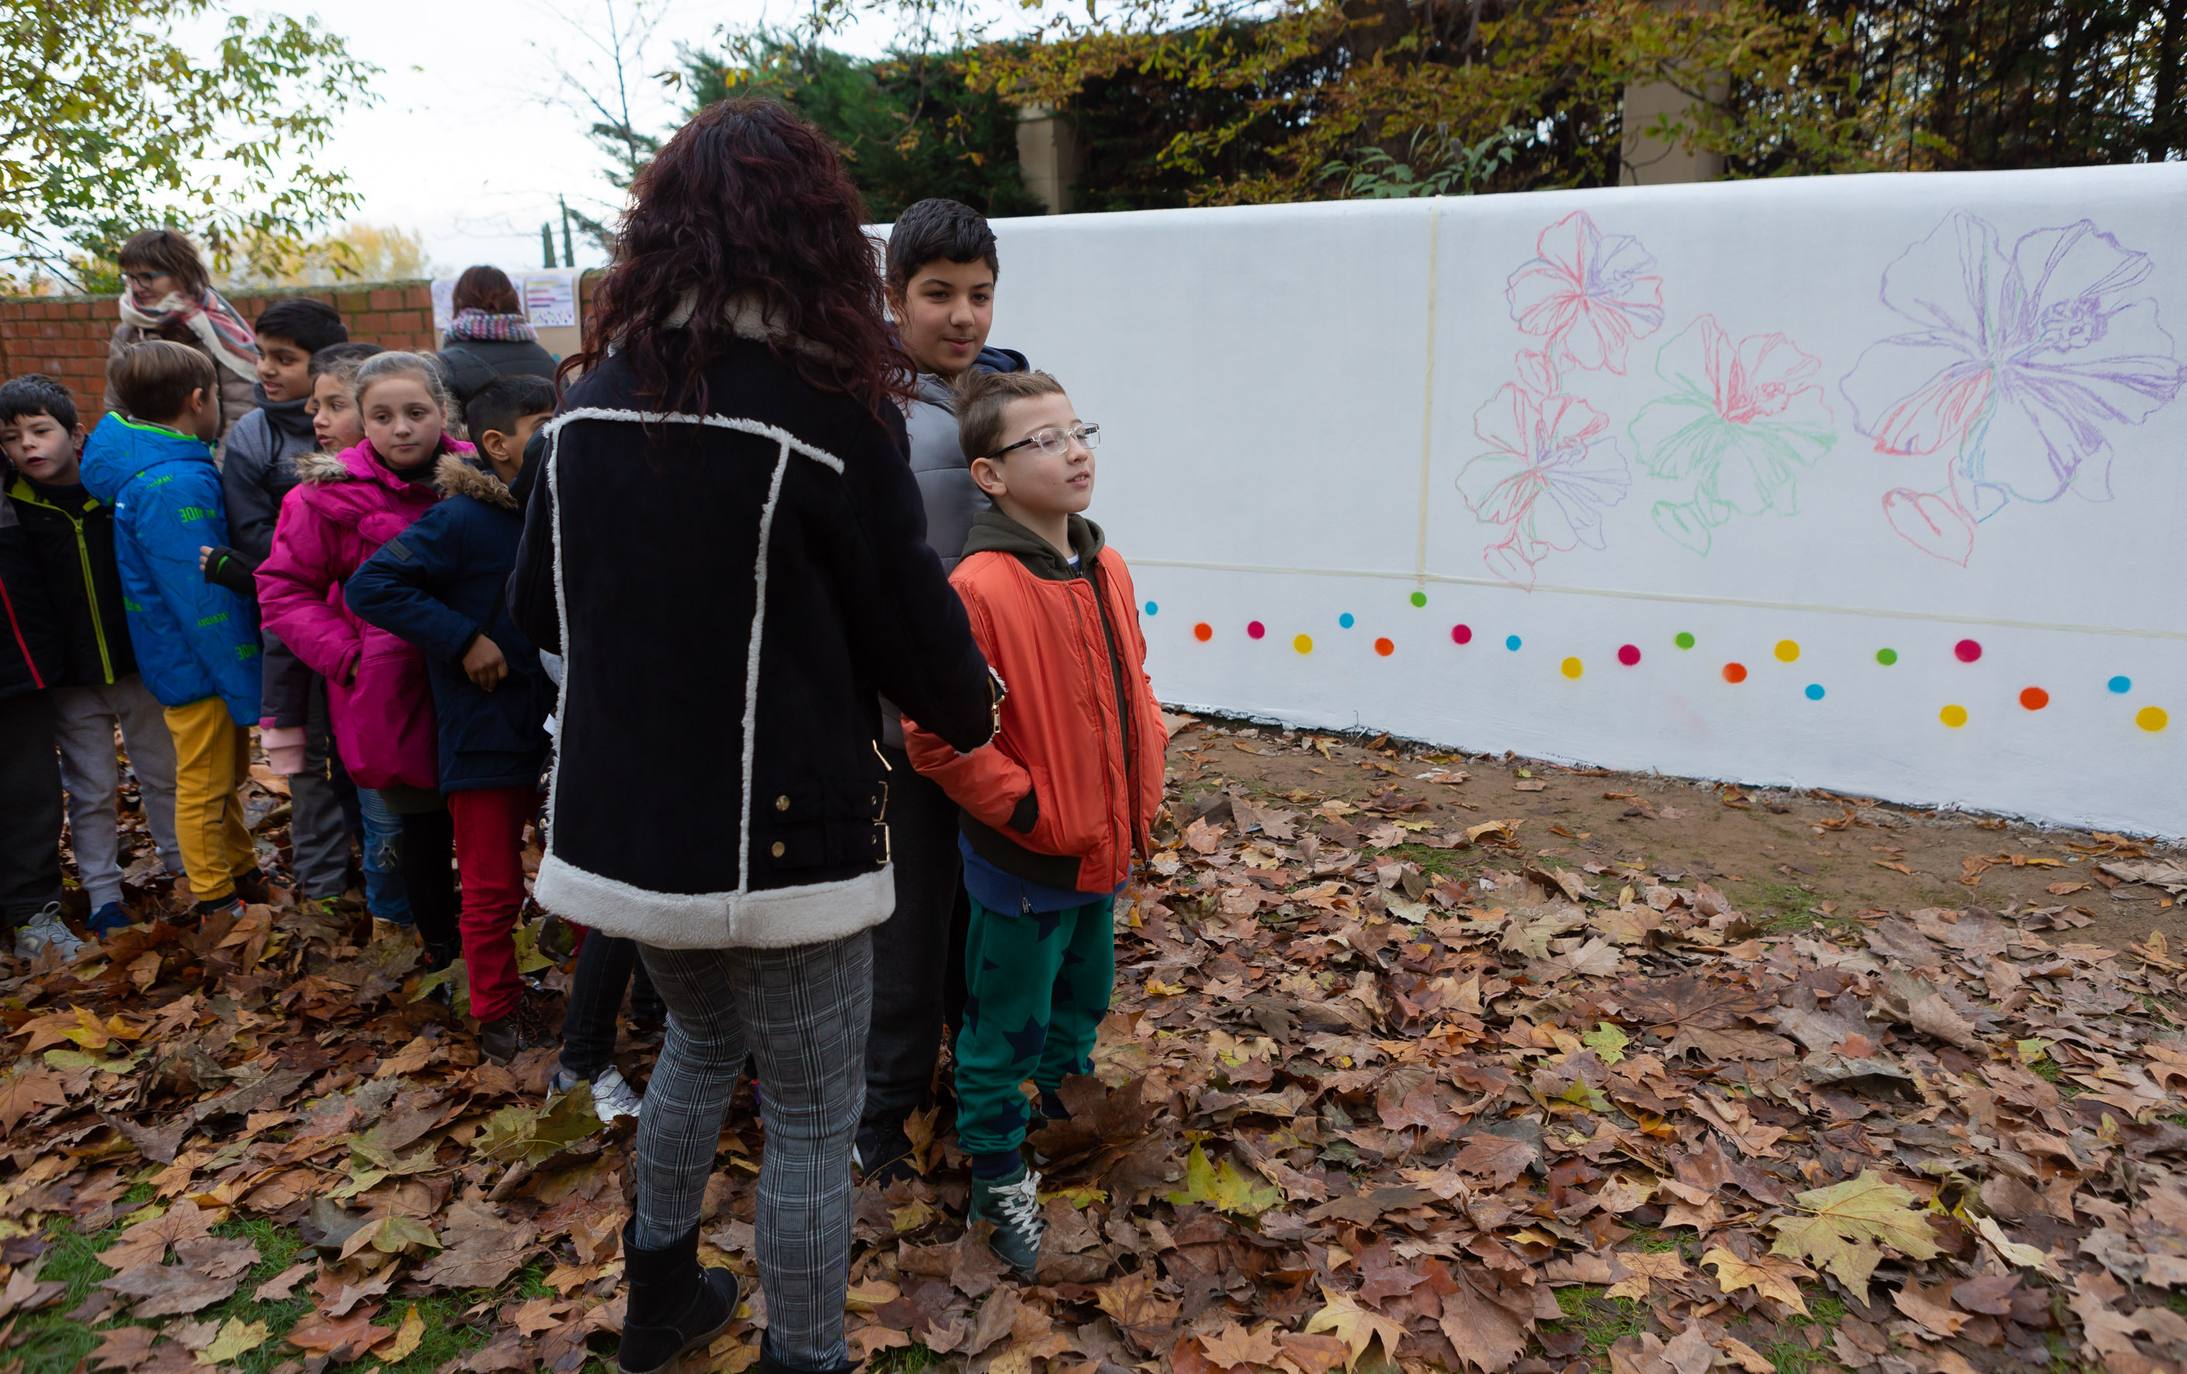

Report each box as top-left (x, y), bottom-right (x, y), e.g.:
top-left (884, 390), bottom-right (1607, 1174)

top-left (1620, 0), bottom-right (1726, 186)
top-left (1015, 105), bottom-right (1084, 215)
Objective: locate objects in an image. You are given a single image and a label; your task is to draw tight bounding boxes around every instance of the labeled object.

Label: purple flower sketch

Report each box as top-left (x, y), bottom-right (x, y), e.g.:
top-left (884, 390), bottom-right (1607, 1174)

top-left (1840, 210), bottom-right (2184, 564)
top-left (1506, 211), bottom-right (1665, 375)
top-left (1629, 315), bottom-right (1836, 555)
top-left (1458, 359), bottom-right (1631, 587)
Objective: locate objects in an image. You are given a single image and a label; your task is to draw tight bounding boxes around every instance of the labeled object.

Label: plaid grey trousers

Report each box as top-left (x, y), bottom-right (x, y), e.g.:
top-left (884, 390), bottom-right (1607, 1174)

top-left (634, 930), bottom-right (873, 1370)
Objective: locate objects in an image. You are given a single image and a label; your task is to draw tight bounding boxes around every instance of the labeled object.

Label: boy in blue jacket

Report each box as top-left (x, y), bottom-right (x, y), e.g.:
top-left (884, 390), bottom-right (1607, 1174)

top-left (347, 375), bottom-right (556, 1062)
top-left (81, 341), bottom-right (263, 919)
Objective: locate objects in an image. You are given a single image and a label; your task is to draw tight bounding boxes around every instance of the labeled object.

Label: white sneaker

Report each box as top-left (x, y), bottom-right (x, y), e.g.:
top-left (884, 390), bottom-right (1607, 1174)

top-left (15, 904), bottom-right (86, 962)
top-left (553, 1065), bottom-right (643, 1123)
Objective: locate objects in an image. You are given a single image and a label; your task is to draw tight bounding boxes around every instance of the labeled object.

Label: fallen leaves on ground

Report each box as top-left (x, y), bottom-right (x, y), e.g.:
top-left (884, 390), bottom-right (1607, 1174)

top-left (0, 720), bottom-right (2183, 1372)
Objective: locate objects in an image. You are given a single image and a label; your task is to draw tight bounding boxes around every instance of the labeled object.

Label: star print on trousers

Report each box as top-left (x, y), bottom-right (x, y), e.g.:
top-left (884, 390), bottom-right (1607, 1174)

top-left (954, 894), bottom-right (1118, 1159)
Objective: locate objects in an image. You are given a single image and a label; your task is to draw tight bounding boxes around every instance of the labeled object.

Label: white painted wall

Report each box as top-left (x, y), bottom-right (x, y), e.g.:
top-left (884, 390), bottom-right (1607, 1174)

top-left (971, 166), bottom-right (2187, 837)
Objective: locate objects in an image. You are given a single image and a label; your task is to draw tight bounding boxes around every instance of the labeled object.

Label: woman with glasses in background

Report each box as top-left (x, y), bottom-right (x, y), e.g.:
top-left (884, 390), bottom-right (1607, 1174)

top-left (103, 229), bottom-right (261, 442)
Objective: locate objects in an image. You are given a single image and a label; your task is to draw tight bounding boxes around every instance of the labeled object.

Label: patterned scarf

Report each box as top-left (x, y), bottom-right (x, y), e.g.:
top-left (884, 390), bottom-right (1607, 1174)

top-left (116, 287), bottom-right (259, 383)
top-left (448, 309), bottom-right (538, 344)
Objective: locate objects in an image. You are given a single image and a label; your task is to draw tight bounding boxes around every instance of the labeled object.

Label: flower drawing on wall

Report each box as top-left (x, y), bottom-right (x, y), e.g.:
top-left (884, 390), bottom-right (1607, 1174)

top-left (1458, 354), bottom-right (1632, 587)
top-left (1841, 210), bottom-right (2185, 564)
top-left (1628, 315), bottom-right (1837, 555)
top-left (1505, 210), bottom-right (1665, 374)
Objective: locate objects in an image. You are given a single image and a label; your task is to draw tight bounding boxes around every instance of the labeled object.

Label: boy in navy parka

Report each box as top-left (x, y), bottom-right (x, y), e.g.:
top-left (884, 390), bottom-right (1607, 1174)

top-left (80, 341), bottom-right (264, 918)
top-left (346, 375), bottom-right (555, 1062)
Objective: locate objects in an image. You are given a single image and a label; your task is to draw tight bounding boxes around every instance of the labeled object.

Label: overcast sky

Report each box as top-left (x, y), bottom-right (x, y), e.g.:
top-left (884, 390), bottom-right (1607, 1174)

top-left (291, 0), bottom-right (938, 276)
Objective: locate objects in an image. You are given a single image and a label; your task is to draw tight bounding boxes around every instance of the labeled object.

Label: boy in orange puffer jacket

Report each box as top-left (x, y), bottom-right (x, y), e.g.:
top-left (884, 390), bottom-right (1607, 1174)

top-left (902, 369), bottom-right (1166, 1279)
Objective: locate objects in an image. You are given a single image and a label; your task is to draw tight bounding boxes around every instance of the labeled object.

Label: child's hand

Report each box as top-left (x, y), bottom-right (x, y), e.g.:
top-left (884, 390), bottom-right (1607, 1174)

top-left (198, 546), bottom-right (212, 570)
top-left (462, 635), bottom-right (508, 692)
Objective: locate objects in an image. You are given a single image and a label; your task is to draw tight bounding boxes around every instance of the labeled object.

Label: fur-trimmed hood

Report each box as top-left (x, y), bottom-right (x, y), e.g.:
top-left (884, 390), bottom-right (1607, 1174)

top-left (433, 454), bottom-right (518, 510)
top-left (296, 437), bottom-right (478, 490)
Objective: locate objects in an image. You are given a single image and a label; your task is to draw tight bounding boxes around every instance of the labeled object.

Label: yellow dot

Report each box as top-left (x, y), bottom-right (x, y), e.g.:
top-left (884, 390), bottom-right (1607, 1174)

top-left (1560, 656), bottom-right (1583, 679)
top-left (1939, 704), bottom-right (1968, 728)
top-left (2138, 706), bottom-right (2169, 733)
top-left (1293, 634), bottom-right (1313, 655)
top-left (1774, 639), bottom-right (1801, 663)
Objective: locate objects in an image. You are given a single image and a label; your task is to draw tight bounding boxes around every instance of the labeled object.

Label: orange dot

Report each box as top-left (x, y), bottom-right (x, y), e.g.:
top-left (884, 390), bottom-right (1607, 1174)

top-left (1373, 637), bottom-right (1395, 657)
top-left (2019, 686), bottom-right (2049, 711)
top-left (1722, 662), bottom-right (1748, 684)
top-left (1193, 623), bottom-right (1213, 642)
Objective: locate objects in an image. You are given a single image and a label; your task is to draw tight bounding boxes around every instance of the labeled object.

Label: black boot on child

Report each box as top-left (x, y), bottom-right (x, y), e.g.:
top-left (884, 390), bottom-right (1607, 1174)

top-left (618, 1221), bottom-right (739, 1374)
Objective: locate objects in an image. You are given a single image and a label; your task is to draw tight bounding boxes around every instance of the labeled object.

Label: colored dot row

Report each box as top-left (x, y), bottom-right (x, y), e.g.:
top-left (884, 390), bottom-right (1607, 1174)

top-left (1147, 604), bottom-right (2168, 732)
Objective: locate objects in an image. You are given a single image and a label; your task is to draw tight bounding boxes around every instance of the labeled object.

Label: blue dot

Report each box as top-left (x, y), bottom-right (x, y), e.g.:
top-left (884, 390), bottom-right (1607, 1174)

top-left (1144, 601), bottom-right (1158, 616)
top-left (1338, 612), bottom-right (1356, 629)
top-left (2108, 675), bottom-right (2132, 694)
top-left (1505, 634), bottom-right (1522, 652)
top-left (1804, 683), bottom-right (1825, 701)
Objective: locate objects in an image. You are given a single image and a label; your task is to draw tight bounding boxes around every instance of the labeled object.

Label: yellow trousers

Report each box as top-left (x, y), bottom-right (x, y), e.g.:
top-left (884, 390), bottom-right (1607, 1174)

top-left (163, 699), bottom-right (254, 904)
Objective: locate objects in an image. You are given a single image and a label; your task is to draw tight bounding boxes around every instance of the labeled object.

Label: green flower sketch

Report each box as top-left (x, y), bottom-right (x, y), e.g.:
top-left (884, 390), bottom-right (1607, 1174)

top-left (1628, 315), bottom-right (1837, 555)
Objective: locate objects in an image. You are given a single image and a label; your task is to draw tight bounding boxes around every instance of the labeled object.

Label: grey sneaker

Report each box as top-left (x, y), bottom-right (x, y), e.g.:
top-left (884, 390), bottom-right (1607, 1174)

top-left (969, 1166), bottom-right (1045, 1278)
top-left (14, 904), bottom-right (86, 962)
top-left (553, 1065), bottom-right (643, 1123)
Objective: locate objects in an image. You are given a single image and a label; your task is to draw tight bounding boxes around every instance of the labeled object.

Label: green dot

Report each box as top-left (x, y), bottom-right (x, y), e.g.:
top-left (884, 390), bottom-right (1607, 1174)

top-left (1409, 591), bottom-right (1428, 608)
top-left (1876, 648), bottom-right (1899, 666)
top-left (1674, 632), bottom-right (1695, 650)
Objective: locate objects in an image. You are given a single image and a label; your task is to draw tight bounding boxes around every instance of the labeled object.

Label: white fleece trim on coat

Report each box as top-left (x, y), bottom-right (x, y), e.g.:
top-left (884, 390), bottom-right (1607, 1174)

top-left (534, 855), bottom-right (895, 950)
top-left (538, 406), bottom-right (862, 948)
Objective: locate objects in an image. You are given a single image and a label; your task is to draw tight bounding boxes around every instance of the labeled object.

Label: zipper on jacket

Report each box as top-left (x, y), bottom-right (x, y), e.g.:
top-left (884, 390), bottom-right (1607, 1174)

top-left (12, 486), bottom-right (113, 683)
top-left (1085, 558), bottom-right (1143, 860)
top-left (72, 509), bottom-right (114, 684)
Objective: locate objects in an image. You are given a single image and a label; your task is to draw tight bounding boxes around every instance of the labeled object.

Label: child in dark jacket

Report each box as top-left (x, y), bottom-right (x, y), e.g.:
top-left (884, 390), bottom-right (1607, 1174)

top-left (3, 375), bottom-right (183, 934)
top-left (0, 460), bottom-right (70, 958)
top-left (201, 303), bottom-right (356, 904)
top-left (80, 342), bottom-right (266, 919)
top-left (347, 375), bottom-right (556, 1061)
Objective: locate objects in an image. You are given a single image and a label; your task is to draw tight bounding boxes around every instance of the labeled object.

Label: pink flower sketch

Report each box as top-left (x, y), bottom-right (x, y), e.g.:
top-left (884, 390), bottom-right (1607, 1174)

top-left (1458, 364), bottom-right (1631, 587)
top-left (1505, 211), bottom-right (1665, 374)
top-left (1840, 211), bottom-right (2184, 564)
top-left (1628, 315), bottom-right (1836, 555)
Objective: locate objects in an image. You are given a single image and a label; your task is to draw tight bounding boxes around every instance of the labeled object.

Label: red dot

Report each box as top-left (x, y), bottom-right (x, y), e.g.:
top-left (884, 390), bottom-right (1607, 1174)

top-left (1723, 662), bottom-right (1748, 684)
top-left (1617, 644), bottom-right (1641, 667)
top-left (1955, 638), bottom-right (1983, 663)
top-left (1374, 638), bottom-right (1395, 657)
top-left (2019, 686), bottom-right (2049, 711)
top-left (1193, 623), bottom-right (1213, 642)
top-left (1451, 624), bottom-right (1473, 645)
top-left (1246, 621), bottom-right (1265, 640)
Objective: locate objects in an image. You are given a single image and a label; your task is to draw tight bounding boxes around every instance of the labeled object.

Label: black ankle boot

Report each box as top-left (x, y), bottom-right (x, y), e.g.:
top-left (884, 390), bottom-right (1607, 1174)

top-left (754, 1335), bottom-right (856, 1373)
top-left (618, 1221), bottom-right (739, 1374)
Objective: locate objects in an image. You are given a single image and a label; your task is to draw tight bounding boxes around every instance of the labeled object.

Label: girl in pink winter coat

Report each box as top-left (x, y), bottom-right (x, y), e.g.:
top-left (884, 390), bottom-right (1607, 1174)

top-left (256, 351), bottom-right (471, 970)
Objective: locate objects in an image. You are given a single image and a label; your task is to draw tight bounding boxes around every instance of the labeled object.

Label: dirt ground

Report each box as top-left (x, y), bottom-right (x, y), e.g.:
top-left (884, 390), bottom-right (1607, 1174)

top-left (1163, 713), bottom-right (2187, 955)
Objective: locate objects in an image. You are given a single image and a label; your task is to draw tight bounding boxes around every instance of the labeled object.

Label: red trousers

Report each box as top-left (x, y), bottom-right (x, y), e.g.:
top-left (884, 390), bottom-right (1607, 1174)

top-left (448, 785), bottom-right (538, 1021)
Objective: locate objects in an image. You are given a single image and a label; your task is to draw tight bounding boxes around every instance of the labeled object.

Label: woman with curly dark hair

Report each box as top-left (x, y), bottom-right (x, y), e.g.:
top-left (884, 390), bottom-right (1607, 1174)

top-left (508, 99), bottom-right (999, 1374)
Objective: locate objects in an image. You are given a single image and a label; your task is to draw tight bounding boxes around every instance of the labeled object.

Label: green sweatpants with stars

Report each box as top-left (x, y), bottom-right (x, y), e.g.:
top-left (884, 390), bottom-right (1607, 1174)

top-left (954, 895), bottom-right (1117, 1163)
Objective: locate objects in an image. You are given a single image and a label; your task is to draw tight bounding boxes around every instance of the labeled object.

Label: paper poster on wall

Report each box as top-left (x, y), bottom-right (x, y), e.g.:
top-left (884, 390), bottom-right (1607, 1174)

top-left (428, 268), bottom-right (581, 332)
top-left (518, 269), bottom-right (580, 328)
top-left (976, 164), bottom-right (2187, 838)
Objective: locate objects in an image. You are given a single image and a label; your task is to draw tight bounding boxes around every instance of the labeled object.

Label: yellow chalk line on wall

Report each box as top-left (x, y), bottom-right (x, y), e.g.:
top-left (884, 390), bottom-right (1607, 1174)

top-left (1410, 201), bottom-right (1443, 594)
top-left (1129, 556), bottom-right (2187, 642)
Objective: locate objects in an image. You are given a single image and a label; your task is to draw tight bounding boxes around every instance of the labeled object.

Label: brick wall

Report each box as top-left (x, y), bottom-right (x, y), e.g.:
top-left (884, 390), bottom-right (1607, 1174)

top-left (0, 281), bottom-right (441, 418)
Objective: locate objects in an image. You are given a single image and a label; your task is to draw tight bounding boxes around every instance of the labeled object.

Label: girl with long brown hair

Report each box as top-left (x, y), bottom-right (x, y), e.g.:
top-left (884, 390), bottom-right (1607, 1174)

top-left (508, 99), bottom-right (999, 1374)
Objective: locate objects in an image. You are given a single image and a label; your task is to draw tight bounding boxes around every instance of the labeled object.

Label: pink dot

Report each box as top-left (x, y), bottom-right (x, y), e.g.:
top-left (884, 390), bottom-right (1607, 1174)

top-left (1617, 644), bottom-right (1641, 667)
top-left (1451, 624), bottom-right (1473, 645)
top-left (1246, 621), bottom-right (1265, 640)
top-left (1955, 638), bottom-right (1982, 663)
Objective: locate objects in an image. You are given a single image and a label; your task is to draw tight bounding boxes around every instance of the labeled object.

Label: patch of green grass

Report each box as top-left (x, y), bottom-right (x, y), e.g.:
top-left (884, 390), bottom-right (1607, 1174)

top-left (1379, 843), bottom-right (1467, 877)
top-left (1724, 877), bottom-right (1858, 937)
top-left (1621, 1224), bottom-right (1688, 1256)
top-left (1541, 1284), bottom-right (1650, 1365)
top-left (1751, 1291), bottom-right (1847, 1374)
top-left (2160, 1110), bottom-right (2187, 1128)
top-left (2029, 1057), bottom-right (2085, 1098)
top-left (872, 1345), bottom-right (942, 1373)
